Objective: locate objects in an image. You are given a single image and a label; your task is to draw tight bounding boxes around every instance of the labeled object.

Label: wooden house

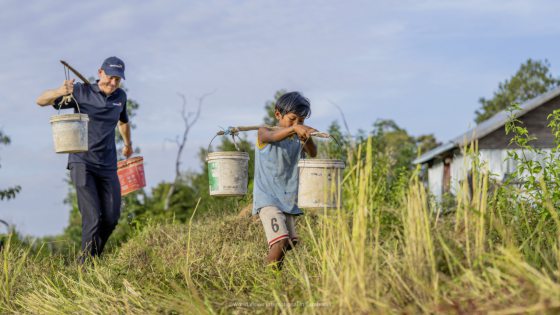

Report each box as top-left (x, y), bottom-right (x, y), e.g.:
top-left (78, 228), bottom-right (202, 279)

top-left (413, 87), bottom-right (560, 200)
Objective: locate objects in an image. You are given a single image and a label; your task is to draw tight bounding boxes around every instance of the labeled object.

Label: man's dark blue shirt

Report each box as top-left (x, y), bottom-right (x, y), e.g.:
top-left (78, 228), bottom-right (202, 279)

top-left (54, 82), bottom-right (129, 169)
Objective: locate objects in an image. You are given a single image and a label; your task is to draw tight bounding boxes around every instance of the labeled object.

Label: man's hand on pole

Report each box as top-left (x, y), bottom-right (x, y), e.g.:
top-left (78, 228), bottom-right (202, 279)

top-left (58, 79), bottom-right (74, 97)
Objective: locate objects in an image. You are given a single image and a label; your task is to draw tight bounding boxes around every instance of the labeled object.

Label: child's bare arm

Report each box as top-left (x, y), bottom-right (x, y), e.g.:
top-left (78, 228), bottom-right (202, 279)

top-left (259, 125), bottom-right (318, 157)
top-left (258, 126), bottom-right (294, 144)
top-left (259, 125), bottom-right (316, 144)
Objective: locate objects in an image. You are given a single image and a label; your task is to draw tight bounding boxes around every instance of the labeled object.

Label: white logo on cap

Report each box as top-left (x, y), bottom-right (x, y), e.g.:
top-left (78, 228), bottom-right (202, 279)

top-left (109, 64), bottom-right (123, 68)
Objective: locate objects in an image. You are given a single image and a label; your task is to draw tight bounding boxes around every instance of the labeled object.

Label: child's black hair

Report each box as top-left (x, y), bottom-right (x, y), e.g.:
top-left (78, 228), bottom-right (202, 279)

top-left (275, 91), bottom-right (311, 119)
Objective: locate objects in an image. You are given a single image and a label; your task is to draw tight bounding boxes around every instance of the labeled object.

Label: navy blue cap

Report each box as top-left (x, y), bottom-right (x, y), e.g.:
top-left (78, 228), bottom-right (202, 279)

top-left (101, 56), bottom-right (126, 79)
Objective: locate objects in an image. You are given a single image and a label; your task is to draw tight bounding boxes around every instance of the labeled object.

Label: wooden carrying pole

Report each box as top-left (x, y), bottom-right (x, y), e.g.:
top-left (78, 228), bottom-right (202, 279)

top-left (216, 125), bottom-right (330, 138)
top-left (60, 60), bottom-right (91, 85)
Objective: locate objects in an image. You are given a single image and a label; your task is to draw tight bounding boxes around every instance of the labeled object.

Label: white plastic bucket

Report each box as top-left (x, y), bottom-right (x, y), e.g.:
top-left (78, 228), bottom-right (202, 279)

top-left (49, 113), bottom-right (89, 153)
top-left (298, 159), bottom-right (345, 209)
top-left (207, 151), bottom-right (249, 196)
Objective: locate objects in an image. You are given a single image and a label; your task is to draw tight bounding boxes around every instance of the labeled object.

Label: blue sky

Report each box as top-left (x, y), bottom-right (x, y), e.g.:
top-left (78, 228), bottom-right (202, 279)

top-left (1, 0), bottom-right (559, 236)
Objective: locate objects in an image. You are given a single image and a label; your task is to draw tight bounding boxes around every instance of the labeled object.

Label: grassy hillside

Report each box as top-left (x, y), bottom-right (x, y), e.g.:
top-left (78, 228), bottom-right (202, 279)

top-left (1, 137), bottom-right (560, 314)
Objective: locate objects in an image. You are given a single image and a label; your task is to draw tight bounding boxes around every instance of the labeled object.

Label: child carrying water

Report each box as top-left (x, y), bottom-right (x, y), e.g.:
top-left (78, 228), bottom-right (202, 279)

top-left (253, 91), bottom-right (317, 269)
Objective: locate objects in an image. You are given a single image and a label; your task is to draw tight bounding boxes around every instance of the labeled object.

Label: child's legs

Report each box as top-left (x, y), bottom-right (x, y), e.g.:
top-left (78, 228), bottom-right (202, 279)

top-left (285, 214), bottom-right (298, 251)
top-left (259, 206), bottom-right (290, 264)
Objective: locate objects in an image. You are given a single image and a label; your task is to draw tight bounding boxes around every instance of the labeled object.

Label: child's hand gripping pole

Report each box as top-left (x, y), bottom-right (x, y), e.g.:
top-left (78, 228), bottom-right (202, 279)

top-left (211, 125), bottom-right (336, 154)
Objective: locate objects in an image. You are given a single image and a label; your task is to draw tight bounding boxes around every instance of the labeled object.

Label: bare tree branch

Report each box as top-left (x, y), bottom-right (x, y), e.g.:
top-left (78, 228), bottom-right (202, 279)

top-left (164, 90), bottom-right (216, 210)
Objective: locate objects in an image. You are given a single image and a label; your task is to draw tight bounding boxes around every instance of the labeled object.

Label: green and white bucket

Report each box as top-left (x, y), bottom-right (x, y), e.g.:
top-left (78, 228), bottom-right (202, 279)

top-left (207, 151), bottom-right (249, 196)
top-left (298, 159), bottom-right (345, 209)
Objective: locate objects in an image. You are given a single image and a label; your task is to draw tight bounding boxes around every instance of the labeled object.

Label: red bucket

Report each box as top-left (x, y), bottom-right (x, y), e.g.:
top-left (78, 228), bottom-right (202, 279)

top-left (117, 156), bottom-right (146, 196)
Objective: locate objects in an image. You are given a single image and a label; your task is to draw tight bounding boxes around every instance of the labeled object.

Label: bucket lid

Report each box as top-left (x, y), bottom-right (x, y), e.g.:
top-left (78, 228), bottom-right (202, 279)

top-left (207, 151), bottom-right (249, 161)
top-left (50, 113), bottom-right (89, 123)
top-left (118, 156), bottom-right (144, 169)
top-left (298, 159), bottom-right (345, 168)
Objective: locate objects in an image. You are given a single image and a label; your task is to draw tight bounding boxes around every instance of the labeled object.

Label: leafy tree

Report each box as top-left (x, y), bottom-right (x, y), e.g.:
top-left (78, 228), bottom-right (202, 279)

top-left (0, 130), bottom-right (21, 201)
top-left (475, 59), bottom-right (560, 124)
top-left (370, 119), bottom-right (417, 171)
top-left (145, 136), bottom-right (254, 220)
top-left (263, 89), bottom-right (287, 125)
top-left (368, 119), bottom-right (440, 171)
top-left (129, 134), bottom-right (255, 230)
top-left (317, 120), bottom-right (349, 160)
top-left (415, 134), bottom-right (440, 156)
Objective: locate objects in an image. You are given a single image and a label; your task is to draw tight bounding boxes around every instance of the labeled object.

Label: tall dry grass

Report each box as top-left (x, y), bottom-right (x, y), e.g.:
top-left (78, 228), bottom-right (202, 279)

top-left (0, 137), bottom-right (559, 314)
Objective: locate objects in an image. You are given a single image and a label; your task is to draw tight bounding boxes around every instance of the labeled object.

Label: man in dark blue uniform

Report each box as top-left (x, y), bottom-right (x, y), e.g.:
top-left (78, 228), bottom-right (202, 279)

top-left (37, 57), bottom-right (133, 262)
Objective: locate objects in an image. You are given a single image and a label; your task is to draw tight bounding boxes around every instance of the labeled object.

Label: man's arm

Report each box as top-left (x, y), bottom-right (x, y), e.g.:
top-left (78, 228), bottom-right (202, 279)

top-left (118, 121), bottom-right (133, 158)
top-left (36, 79), bottom-right (74, 106)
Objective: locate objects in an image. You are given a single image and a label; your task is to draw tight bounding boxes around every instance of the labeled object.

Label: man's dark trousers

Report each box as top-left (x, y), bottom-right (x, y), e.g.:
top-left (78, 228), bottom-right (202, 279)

top-left (70, 163), bottom-right (121, 259)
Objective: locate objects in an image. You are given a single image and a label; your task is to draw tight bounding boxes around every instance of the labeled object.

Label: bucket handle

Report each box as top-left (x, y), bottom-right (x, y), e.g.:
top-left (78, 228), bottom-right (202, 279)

top-left (298, 133), bottom-right (343, 159)
top-left (207, 129), bottom-right (244, 155)
top-left (56, 64), bottom-right (83, 117)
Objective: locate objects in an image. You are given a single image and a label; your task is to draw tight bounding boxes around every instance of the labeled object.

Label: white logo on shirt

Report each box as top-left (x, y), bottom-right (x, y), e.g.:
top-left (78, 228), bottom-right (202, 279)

top-left (113, 102), bottom-right (122, 106)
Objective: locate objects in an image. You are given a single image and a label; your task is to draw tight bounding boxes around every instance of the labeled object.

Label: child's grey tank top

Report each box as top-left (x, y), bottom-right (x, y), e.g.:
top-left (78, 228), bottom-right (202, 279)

top-left (252, 136), bottom-right (303, 215)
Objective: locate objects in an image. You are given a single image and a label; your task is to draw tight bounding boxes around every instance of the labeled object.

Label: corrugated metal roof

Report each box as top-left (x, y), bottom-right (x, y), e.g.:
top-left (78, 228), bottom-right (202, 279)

top-left (413, 142), bottom-right (456, 164)
top-left (413, 86), bottom-right (560, 165)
